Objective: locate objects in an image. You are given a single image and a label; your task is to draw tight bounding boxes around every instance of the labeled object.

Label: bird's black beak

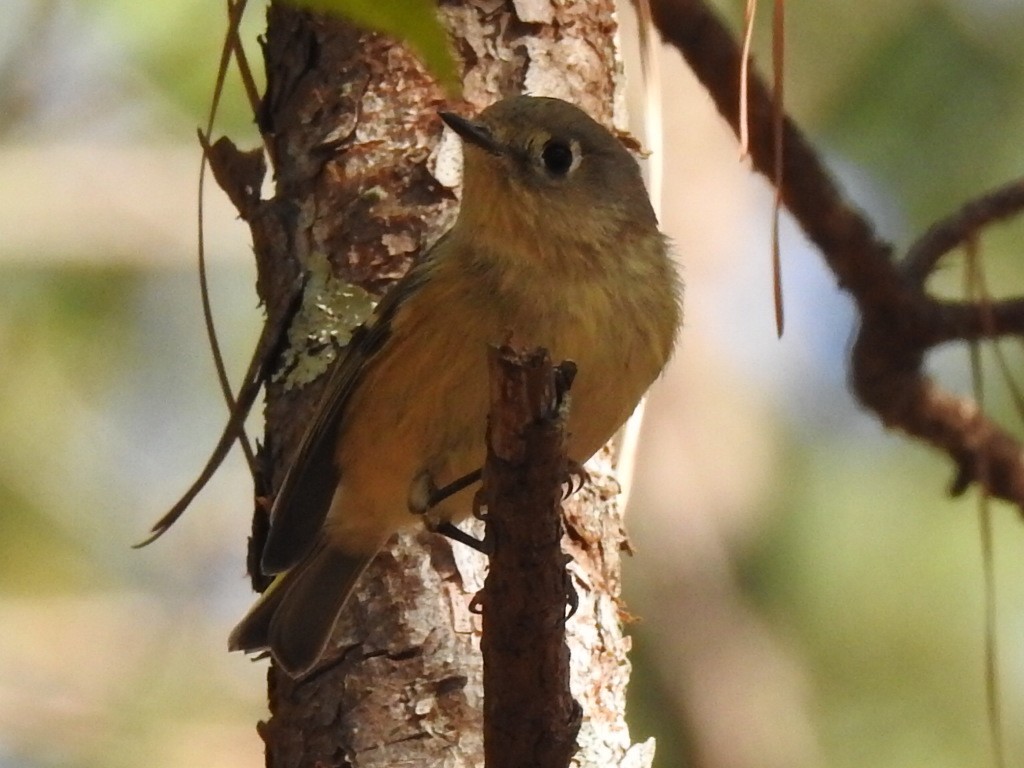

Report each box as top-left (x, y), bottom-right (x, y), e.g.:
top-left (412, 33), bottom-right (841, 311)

top-left (439, 111), bottom-right (503, 156)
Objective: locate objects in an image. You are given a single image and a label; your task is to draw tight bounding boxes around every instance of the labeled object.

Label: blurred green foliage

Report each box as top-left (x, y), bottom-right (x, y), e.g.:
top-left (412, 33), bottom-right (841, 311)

top-left (0, 269), bottom-right (138, 596)
top-left (819, 6), bottom-right (1023, 230)
top-left (84, 0), bottom-right (267, 137)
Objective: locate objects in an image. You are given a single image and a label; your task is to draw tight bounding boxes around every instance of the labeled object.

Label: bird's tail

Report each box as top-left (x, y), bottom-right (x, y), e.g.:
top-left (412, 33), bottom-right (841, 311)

top-left (228, 541), bottom-right (374, 678)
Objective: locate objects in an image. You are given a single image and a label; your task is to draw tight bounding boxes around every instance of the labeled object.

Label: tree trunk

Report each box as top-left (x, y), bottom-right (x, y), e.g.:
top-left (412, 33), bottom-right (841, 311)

top-left (235, 2), bottom-right (653, 766)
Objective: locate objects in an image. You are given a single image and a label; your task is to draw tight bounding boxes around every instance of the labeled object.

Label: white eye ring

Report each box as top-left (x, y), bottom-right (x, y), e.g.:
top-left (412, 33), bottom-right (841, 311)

top-left (539, 139), bottom-right (581, 177)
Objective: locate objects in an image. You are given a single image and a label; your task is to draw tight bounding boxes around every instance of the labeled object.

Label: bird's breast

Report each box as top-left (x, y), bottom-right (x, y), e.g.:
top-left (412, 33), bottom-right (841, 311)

top-left (328, 233), bottom-right (676, 546)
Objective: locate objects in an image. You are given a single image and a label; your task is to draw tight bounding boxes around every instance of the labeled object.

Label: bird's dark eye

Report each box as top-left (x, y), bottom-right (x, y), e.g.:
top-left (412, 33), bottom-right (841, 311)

top-left (541, 140), bottom-right (574, 176)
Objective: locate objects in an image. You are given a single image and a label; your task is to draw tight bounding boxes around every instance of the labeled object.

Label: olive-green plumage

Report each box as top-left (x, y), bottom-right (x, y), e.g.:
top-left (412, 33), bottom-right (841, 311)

top-left (228, 96), bottom-right (682, 677)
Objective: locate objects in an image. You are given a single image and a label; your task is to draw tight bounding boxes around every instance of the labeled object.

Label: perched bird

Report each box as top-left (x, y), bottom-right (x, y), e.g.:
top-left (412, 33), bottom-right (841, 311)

top-left (229, 95), bottom-right (682, 677)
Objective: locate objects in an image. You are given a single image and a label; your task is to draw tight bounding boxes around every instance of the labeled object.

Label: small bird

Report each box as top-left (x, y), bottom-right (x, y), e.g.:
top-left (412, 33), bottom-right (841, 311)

top-left (229, 95), bottom-right (682, 677)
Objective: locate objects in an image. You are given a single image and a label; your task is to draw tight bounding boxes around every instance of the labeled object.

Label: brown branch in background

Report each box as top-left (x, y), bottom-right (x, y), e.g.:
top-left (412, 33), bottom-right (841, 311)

top-left (650, 0), bottom-right (1024, 509)
top-left (903, 177), bottom-right (1024, 286)
top-left (931, 296), bottom-right (1024, 345)
top-left (481, 346), bottom-right (580, 768)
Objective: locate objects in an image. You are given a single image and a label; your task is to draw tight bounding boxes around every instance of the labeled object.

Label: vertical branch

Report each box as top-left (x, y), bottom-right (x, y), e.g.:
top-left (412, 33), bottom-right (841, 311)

top-left (481, 346), bottom-right (580, 768)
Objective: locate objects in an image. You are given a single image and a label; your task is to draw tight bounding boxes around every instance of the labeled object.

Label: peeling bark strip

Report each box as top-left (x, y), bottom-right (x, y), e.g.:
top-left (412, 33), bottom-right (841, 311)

top-left (481, 346), bottom-right (581, 768)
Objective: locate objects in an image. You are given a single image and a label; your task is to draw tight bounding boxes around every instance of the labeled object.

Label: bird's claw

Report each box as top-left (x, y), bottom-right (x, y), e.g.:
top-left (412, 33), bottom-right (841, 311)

top-left (562, 459), bottom-right (590, 499)
top-left (563, 566), bottom-right (579, 620)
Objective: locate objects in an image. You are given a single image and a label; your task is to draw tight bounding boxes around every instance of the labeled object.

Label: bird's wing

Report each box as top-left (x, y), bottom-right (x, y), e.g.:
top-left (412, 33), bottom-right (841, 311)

top-left (259, 248), bottom-right (438, 574)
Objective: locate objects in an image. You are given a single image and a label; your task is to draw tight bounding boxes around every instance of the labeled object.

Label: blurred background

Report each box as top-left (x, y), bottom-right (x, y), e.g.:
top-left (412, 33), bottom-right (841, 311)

top-left (2, 1), bottom-right (1024, 767)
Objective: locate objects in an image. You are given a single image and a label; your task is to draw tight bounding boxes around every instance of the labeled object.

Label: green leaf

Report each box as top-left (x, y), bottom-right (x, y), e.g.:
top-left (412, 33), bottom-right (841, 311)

top-left (289, 0), bottom-right (460, 94)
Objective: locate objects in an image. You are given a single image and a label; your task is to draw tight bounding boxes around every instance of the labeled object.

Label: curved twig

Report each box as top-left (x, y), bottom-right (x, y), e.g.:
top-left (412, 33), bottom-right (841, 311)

top-left (197, 0), bottom-right (259, 477)
top-left (904, 177), bottom-right (1024, 286)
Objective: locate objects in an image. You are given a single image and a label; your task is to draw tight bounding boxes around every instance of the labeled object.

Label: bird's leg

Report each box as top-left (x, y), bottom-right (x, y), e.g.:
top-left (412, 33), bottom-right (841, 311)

top-left (408, 467), bottom-right (484, 515)
top-left (428, 468), bottom-right (484, 509)
top-left (408, 468), bottom-right (490, 554)
top-left (433, 520), bottom-right (492, 555)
